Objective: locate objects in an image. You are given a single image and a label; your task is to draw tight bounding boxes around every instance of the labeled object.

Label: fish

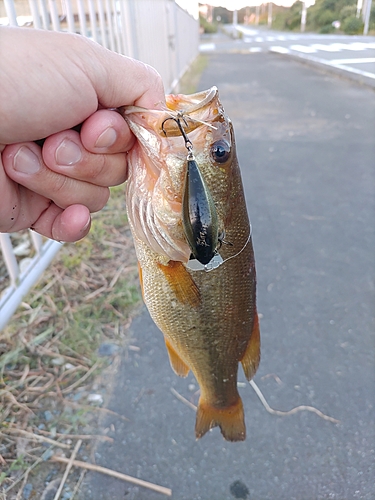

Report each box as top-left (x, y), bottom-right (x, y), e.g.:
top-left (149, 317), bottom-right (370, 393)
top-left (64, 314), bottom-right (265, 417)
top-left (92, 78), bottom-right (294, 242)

top-left (121, 86), bottom-right (260, 441)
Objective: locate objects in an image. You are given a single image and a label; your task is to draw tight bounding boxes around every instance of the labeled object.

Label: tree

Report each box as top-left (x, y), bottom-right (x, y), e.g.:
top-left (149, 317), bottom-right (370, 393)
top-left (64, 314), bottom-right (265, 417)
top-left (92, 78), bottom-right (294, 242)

top-left (307, 0), bottom-right (358, 32)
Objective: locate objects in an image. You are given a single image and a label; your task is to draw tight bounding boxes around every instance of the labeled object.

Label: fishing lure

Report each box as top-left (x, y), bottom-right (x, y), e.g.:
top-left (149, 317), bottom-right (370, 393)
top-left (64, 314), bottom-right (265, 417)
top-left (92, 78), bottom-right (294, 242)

top-left (162, 115), bottom-right (219, 266)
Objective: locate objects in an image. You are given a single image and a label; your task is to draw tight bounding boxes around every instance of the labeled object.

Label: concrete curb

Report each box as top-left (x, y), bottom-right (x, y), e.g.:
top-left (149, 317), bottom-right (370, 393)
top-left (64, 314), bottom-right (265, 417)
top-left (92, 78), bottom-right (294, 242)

top-left (270, 47), bottom-right (375, 90)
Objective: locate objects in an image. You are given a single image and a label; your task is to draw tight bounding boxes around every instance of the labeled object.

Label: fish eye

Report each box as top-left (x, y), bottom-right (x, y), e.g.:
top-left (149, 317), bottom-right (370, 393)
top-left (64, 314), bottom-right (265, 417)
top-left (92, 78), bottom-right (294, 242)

top-left (211, 140), bottom-right (231, 164)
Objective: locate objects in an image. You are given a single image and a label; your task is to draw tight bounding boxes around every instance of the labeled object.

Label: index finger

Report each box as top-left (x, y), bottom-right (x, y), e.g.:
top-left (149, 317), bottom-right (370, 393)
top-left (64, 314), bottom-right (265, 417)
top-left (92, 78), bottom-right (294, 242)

top-left (91, 47), bottom-right (166, 110)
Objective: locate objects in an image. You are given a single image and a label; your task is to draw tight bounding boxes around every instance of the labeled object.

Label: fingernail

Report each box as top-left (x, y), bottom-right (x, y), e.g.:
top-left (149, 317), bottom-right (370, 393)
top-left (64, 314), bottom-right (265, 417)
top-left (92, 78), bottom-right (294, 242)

top-left (81, 215), bottom-right (91, 233)
top-left (13, 146), bottom-right (41, 174)
top-left (56, 139), bottom-right (82, 166)
top-left (95, 127), bottom-right (117, 148)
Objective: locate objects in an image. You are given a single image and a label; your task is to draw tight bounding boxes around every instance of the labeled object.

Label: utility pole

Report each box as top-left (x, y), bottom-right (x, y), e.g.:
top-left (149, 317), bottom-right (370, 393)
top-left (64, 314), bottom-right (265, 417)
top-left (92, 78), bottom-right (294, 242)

top-left (255, 5), bottom-right (260, 25)
top-left (363, 0), bottom-right (372, 34)
top-left (356, 0), bottom-right (363, 17)
top-left (301, 1), bottom-right (307, 32)
top-left (268, 2), bottom-right (272, 28)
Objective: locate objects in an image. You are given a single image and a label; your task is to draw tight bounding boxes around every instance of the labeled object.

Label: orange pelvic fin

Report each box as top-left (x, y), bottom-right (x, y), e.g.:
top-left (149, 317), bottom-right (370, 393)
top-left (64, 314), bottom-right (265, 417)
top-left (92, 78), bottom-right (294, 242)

top-left (241, 311), bottom-right (261, 381)
top-left (195, 397), bottom-right (246, 442)
top-left (157, 260), bottom-right (200, 308)
top-left (164, 337), bottom-right (190, 378)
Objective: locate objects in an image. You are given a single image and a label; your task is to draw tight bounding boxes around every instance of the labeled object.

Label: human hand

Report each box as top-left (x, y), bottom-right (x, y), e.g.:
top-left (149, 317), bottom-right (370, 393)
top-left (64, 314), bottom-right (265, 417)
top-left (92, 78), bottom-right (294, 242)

top-left (0, 27), bottom-right (165, 242)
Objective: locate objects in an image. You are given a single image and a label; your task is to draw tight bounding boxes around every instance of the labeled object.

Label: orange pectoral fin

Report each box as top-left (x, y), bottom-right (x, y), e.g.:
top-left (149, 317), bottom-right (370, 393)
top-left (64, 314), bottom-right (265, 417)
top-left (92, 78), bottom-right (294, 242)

top-left (164, 337), bottom-right (190, 378)
top-left (241, 312), bottom-right (261, 381)
top-left (137, 262), bottom-right (145, 301)
top-left (195, 397), bottom-right (246, 442)
top-left (157, 260), bottom-right (200, 308)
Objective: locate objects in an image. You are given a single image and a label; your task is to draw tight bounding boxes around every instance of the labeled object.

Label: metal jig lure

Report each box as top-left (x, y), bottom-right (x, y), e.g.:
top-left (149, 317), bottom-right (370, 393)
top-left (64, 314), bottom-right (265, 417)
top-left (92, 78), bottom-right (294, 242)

top-left (162, 115), bottom-right (219, 266)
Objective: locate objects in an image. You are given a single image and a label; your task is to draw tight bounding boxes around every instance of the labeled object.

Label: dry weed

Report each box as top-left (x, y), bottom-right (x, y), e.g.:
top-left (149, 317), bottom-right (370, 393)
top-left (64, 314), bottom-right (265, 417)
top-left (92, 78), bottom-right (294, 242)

top-left (0, 186), bottom-right (141, 498)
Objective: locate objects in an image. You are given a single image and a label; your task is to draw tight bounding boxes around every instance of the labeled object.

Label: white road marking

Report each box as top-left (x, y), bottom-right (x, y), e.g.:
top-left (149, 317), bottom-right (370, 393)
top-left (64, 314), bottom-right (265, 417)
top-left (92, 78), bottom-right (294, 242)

top-left (310, 43), bottom-right (345, 52)
top-left (290, 44), bottom-right (317, 53)
top-left (327, 63), bottom-right (375, 79)
top-left (199, 43), bottom-right (215, 52)
top-left (236, 27), bottom-right (258, 36)
top-left (270, 46), bottom-right (291, 54)
top-left (330, 57), bottom-right (375, 64)
top-left (269, 46), bottom-right (375, 81)
top-left (341, 42), bottom-right (375, 50)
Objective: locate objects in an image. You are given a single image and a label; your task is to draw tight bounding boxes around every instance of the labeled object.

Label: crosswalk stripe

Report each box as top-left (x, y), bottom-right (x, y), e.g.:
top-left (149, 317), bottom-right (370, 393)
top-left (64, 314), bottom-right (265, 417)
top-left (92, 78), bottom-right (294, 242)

top-left (290, 42), bottom-right (375, 53)
top-left (342, 42), bottom-right (375, 50)
top-left (310, 43), bottom-right (345, 52)
top-left (290, 44), bottom-right (317, 53)
top-left (270, 46), bottom-right (290, 54)
top-left (330, 57), bottom-right (375, 64)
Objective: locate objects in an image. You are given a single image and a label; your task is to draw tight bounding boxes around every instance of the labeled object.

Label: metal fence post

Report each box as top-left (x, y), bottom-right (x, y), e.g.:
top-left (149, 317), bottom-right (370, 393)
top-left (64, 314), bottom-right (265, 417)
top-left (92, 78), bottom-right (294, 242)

top-left (3, 0), bottom-right (18, 25)
top-left (38, 0), bottom-right (51, 30)
top-left (88, 0), bottom-right (98, 41)
top-left (0, 234), bottom-right (19, 287)
top-left (48, 0), bottom-right (60, 31)
top-left (28, 0), bottom-right (42, 29)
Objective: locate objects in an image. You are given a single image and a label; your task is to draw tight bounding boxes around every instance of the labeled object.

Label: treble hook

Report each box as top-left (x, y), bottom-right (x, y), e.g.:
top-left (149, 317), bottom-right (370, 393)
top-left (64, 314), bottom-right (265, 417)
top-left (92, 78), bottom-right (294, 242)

top-left (161, 115), bottom-right (193, 152)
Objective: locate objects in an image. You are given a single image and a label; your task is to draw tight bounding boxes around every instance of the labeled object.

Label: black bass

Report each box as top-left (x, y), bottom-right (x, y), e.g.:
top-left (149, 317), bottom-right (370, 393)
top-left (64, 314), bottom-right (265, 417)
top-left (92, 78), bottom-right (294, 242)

top-left (122, 87), bottom-right (260, 441)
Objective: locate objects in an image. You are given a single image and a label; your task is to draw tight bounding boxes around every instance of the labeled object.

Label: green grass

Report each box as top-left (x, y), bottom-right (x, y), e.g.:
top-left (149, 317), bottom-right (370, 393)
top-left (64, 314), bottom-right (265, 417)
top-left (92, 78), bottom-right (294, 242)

top-left (177, 54), bottom-right (208, 95)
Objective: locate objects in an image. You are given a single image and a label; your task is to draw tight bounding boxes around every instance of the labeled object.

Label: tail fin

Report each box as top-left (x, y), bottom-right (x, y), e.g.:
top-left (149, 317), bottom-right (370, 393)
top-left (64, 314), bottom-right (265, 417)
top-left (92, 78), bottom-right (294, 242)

top-left (195, 397), bottom-right (246, 442)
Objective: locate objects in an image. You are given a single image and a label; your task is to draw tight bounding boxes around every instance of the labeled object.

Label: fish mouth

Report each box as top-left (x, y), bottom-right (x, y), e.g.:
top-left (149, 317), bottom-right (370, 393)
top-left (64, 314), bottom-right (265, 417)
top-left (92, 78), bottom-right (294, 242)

top-left (161, 86), bottom-right (219, 137)
top-left (121, 87), bottom-right (219, 139)
top-left (167, 86), bottom-right (218, 113)
top-left (121, 87), bottom-right (223, 265)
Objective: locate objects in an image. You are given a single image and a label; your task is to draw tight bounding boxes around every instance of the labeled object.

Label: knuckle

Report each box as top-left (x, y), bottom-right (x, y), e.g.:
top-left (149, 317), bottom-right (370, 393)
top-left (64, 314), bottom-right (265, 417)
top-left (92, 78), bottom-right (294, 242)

top-left (51, 173), bottom-right (71, 199)
top-left (89, 153), bottom-right (127, 186)
top-left (90, 187), bottom-right (110, 212)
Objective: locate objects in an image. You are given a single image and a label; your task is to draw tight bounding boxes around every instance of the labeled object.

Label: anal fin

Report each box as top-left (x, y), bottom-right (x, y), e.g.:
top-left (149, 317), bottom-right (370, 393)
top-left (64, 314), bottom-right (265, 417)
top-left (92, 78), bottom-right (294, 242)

top-left (164, 337), bottom-right (190, 378)
top-left (195, 397), bottom-right (246, 442)
top-left (241, 312), bottom-right (261, 381)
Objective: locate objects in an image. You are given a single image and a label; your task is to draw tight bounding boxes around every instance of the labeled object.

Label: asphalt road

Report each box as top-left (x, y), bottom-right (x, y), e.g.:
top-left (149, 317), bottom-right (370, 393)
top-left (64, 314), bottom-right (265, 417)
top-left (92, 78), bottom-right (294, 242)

top-left (200, 28), bottom-right (375, 85)
top-left (81, 49), bottom-right (375, 500)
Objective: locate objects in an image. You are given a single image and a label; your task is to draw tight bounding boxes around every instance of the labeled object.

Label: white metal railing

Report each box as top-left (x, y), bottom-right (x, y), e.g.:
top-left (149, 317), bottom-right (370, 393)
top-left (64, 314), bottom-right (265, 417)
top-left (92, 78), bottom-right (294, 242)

top-left (0, 234), bottom-right (63, 331)
top-left (0, 0), bottom-right (199, 331)
top-left (0, 0), bottom-right (199, 90)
